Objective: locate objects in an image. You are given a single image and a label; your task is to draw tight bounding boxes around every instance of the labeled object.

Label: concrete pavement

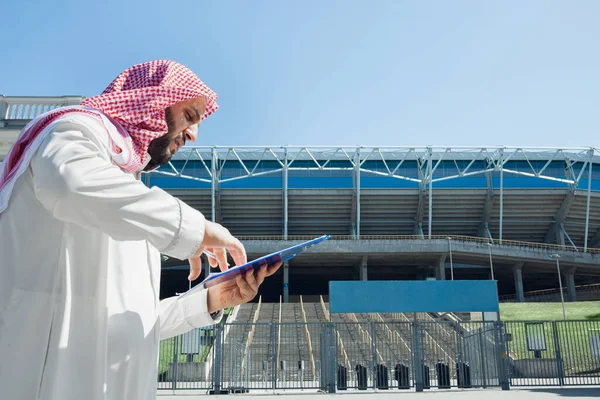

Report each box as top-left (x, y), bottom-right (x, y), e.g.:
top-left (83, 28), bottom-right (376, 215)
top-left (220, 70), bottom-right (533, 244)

top-left (158, 387), bottom-right (600, 399)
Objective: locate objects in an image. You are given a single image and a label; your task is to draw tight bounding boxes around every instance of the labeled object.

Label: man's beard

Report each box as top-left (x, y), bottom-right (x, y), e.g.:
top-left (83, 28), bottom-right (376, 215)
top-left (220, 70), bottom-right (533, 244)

top-left (143, 107), bottom-right (184, 172)
top-left (144, 135), bottom-right (173, 171)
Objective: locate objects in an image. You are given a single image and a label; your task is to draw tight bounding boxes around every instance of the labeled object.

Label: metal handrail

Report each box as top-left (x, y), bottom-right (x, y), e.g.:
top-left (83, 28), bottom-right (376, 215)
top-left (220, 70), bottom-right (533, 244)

top-left (237, 234), bottom-right (600, 254)
top-left (0, 96), bottom-right (84, 120)
top-left (299, 296), bottom-right (317, 379)
top-left (499, 282), bottom-right (600, 301)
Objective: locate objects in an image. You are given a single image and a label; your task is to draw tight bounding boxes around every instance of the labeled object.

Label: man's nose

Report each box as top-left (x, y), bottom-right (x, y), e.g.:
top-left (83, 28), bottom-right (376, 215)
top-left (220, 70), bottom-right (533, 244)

top-left (184, 124), bottom-right (199, 142)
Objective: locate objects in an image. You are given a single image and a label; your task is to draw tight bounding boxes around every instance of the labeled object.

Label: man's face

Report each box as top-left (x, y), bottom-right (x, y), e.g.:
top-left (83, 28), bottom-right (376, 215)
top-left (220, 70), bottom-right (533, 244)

top-left (144, 97), bottom-right (207, 171)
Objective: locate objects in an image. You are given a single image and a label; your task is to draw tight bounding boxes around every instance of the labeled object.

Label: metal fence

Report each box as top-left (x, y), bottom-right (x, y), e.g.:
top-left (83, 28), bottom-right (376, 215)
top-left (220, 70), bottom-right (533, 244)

top-left (158, 319), bottom-right (600, 393)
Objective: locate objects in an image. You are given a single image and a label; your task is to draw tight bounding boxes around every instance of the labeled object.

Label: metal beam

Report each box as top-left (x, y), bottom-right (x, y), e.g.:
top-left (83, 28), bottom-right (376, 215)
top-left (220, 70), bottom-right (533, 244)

top-left (211, 148), bottom-right (218, 222)
top-left (427, 148), bottom-right (433, 239)
top-left (283, 148), bottom-right (288, 239)
top-left (478, 170), bottom-right (495, 238)
top-left (414, 159), bottom-right (426, 237)
top-left (545, 189), bottom-right (575, 244)
top-left (584, 149), bottom-right (594, 251)
top-left (354, 149), bottom-right (361, 239)
top-left (148, 146), bottom-right (595, 188)
top-left (350, 189), bottom-right (357, 236)
top-left (499, 149), bottom-right (504, 243)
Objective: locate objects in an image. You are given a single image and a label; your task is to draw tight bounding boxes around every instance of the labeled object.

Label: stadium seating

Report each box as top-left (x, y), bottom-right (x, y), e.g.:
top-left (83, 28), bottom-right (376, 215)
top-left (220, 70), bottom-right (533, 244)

top-left (219, 299), bottom-right (468, 386)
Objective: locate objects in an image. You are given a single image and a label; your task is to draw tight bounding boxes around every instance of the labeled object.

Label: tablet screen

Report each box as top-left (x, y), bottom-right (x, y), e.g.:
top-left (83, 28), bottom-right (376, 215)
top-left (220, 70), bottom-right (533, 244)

top-left (199, 235), bottom-right (330, 289)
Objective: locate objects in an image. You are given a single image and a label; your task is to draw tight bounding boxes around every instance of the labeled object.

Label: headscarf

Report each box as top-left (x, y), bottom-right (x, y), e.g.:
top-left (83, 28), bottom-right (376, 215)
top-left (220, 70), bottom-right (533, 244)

top-left (0, 60), bottom-right (218, 214)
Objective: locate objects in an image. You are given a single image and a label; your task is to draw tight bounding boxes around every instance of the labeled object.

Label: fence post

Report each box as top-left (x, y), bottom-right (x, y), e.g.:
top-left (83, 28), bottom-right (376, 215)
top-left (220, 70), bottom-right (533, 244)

top-left (212, 324), bottom-right (224, 394)
top-left (371, 322), bottom-right (377, 389)
top-left (494, 322), bottom-right (510, 390)
top-left (478, 323), bottom-right (488, 388)
top-left (327, 322), bottom-right (337, 393)
top-left (412, 321), bottom-right (424, 392)
top-left (271, 323), bottom-right (277, 390)
top-left (171, 335), bottom-right (179, 391)
top-left (552, 321), bottom-right (565, 387)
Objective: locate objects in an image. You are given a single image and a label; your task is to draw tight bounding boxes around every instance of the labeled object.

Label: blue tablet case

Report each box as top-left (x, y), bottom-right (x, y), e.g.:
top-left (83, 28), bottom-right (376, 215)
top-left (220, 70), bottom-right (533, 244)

top-left (180, 235), bottom-right (330, 296)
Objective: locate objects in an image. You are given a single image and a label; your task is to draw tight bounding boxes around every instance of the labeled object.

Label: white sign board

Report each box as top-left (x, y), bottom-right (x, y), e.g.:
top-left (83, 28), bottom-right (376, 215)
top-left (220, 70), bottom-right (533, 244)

top-left (525, 323), bottom-right (547, 351)
top-left (180, 328), bottom-right (200, 355)
top-left (483, 312), bottom-right (498, 322)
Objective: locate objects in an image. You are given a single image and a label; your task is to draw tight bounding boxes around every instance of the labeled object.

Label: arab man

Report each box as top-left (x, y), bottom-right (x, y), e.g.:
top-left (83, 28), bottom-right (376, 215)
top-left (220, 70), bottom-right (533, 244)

top-left (0, 60), bottom-right (281, 400)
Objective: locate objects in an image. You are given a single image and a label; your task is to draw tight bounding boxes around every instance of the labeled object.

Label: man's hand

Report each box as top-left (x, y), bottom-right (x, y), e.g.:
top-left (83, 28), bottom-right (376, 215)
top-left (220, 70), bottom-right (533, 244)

top-left (188, 220), bottom-right (247, 281)
top-left (207, 262), bottom-right (282, 313)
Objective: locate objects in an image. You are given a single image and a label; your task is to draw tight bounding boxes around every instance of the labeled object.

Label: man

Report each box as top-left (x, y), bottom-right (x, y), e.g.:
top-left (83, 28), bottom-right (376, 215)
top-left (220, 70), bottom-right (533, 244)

top-left (0, 60), bottom-right (280, 400)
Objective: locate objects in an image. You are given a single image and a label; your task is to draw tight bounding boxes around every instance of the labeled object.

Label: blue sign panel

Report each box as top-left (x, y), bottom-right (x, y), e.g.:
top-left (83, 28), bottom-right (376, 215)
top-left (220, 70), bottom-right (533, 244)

top-left (329, 280), bottom-right (499, 314)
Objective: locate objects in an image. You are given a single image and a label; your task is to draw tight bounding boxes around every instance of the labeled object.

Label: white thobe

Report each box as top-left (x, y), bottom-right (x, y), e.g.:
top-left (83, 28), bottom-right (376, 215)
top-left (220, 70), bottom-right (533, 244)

top-left (0, 113), bottom-right (220, 400)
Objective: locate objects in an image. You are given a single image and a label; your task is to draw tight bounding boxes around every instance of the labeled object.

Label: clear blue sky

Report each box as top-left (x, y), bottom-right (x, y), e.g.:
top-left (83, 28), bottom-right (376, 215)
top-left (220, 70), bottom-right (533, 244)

top-left (2, 1), bottom-right (599, 147)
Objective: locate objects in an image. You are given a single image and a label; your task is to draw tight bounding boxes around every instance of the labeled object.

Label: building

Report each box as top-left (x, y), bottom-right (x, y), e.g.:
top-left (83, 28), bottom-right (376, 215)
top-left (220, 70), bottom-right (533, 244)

top-left (2, 95), bottom-right (600, 303)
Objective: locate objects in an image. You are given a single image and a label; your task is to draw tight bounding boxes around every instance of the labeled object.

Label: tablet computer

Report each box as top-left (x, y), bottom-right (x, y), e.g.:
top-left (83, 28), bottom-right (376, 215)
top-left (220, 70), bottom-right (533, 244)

top-left (181, 235), bottom-right (331, 295)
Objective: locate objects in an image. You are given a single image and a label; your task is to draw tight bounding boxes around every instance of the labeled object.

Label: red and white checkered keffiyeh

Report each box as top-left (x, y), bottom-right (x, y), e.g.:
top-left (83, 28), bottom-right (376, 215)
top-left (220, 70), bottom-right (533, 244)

top-left (0, 60), bottom-right (218, 214)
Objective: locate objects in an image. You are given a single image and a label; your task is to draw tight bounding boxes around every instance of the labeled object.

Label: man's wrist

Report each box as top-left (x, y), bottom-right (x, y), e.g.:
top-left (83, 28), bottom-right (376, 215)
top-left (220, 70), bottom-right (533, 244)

top-left (207, 286), bottom-right (221, 314)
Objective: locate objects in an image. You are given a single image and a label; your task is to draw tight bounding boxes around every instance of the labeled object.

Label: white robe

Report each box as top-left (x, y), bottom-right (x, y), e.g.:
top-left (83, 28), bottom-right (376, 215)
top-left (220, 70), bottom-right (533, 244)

top-left (0, 113), bottom-right (220, 400)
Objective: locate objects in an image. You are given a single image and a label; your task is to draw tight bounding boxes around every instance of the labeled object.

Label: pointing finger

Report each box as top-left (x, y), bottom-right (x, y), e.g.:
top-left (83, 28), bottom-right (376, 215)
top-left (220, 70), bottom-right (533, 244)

top-left (215, 248), bottom-right (229, 272)
top-left (206, 248), bottom-right (219, 269)
top-left (229, 239), bottom-right (247, 266)
top-left (188, 256), bottom-right (202, 281)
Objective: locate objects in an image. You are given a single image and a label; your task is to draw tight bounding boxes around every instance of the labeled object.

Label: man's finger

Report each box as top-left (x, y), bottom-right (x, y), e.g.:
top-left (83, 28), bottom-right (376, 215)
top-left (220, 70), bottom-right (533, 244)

top-left (229, 239), bottom-right (247, 267)
top-left (188, 257), bottom-right (202, 281)
top-left (266, 261), bottom-right (283, 277)
top-left (206, 248), bottom-right (219, 269)
top-left (236, 274), bottom-right (254, 300)
top-left (245, 268), bottom-right (258, 292)
top-left (215, 248), bottom-right (229, 272)
top-left (256, 264), bottom-right (268, 286)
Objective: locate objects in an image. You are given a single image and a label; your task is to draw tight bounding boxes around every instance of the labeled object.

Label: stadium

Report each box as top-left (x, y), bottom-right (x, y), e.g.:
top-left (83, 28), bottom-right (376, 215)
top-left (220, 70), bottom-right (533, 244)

top-left (2, 96), bottom-right (600, 392)
top-left (3, 96), bottom-right (600, 303)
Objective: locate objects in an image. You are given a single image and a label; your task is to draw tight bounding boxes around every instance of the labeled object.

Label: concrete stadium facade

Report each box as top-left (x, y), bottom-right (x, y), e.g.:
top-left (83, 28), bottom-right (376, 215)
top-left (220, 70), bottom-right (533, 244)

top-left (2, 96), bottom-right (600, 303)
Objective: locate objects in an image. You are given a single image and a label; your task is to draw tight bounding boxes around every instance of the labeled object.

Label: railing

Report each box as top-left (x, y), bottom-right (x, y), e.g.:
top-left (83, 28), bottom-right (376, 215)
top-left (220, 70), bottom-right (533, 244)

top-left (0, 96), bottom-right (84, 122)
top-left (320, 295), bottom-right (351, 370)
top-left (347, 313), bottom-right (385, 364)
top-left (240, 296), bottom-right (262, 379)
top-left (276, 296), bottom-right (282, 374)
top-left (159, 319), bottom-right (600, 392)
top-left (237, 234), bottom-right (600, 254)
top-left (500, 283), bottom-right (600, 303)
top-left (299, 296), bottom-right (317, 379)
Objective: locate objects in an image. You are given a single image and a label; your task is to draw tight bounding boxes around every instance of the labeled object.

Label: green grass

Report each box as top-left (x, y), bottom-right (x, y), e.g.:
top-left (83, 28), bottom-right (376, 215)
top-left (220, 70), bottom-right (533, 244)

top-left (498, 302), bottom-right (600, 375)
top-left (158, 307), bottom-right (235, 376)
top-left (500, 301), bottom-right (600, 321)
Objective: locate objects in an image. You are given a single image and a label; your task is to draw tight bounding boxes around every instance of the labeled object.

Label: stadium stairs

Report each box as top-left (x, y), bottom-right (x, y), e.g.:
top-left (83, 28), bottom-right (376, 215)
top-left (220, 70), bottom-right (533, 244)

top-left (220, 299), bottom-right (466, 385)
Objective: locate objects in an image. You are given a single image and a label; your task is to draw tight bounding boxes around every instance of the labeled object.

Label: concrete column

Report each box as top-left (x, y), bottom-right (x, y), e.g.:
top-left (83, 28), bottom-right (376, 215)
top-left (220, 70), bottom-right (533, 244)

top-left (512, 262), bottom-right (525, 303)
top-left (435, 255), bottom-right (447, 280)
top-left (556, 229), bottom-right (565, 246)
top-left (359, 255), bottom-right (368, 281)
top-left (283, 262), bottom-right (289, 303)
top-left (564, 268), bottom-right (577, 302)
